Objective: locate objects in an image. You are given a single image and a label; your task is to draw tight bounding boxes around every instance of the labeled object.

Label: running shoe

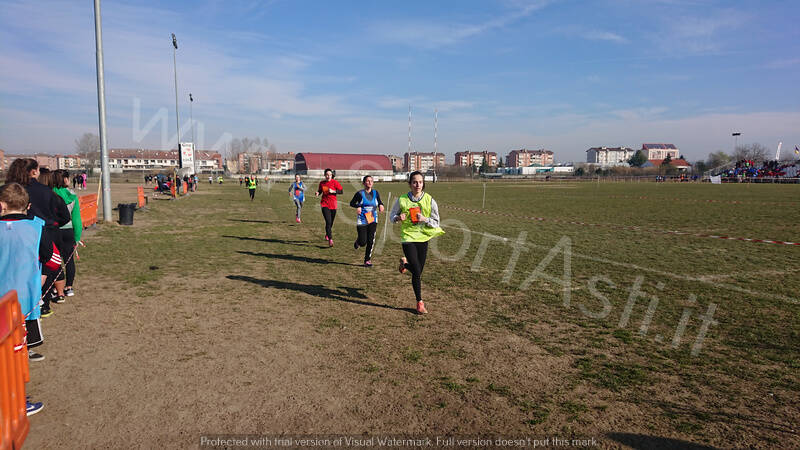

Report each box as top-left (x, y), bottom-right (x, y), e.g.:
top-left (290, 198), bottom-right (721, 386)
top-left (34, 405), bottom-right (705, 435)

top-left (364, 260), bottom-right (373, 267)
top-left (64, 287), bottom-right (75, 297)
top-left (416, 301), bottom-right (428, 314)
top-left (354, 240), bottom-right (359, 250)
top-left (53, 295), bottom-right (66, 304)
top-left (40, 307), bottom-right (53, 318)
top-left (26, 400), bottom-right (44, 416)
top-left (296, 217), bottom-right (301, 223)
top-left (399, 257), bottom-right (408, 274)
top-left (328, 239), bottom-right (334, 247)
top-left (28, 350), bottom-right (45, 362)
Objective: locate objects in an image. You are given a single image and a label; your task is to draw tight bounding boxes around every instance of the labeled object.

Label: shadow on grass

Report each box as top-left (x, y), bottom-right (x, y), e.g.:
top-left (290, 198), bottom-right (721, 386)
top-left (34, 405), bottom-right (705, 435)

top-left (653, 401), bottom-right (796, 435)
top-left (606, 433), bottom-right (716, 450)
top-left (238, 250), bottom-right (362, 266)
top-left (227, 275), bottom-right (417, 314)
top-left (222, 235), bottom-right (326, 248)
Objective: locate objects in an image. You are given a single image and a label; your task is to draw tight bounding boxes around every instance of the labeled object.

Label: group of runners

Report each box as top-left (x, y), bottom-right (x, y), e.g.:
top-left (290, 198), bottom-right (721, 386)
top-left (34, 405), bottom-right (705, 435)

top-left (287, 169), bottom-right (443, 315)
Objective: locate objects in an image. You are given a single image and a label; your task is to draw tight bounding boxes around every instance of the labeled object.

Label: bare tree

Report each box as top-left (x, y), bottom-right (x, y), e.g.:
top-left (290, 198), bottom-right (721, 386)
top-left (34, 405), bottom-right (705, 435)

top-left (230, 138), bottom-right (242, 154)
top-left (74, 132), bottom-right (100, 168)
top-left (733, 143), bottom-right (769, 162)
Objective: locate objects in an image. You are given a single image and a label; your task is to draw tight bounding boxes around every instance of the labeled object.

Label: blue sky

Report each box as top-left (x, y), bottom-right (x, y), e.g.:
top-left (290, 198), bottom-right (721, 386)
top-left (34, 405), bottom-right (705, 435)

top-left (1, 0), bottom-right (799, 162)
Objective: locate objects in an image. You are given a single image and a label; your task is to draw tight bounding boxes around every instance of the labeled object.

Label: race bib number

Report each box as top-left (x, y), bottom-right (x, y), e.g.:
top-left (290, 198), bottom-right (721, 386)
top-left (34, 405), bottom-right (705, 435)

top-left (408, 206), bottom-right (421, 224)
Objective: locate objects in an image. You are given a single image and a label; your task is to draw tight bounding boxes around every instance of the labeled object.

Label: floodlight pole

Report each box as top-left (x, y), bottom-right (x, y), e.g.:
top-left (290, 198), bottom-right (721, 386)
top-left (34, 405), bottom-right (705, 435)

top-left (732, 132), bottom-right (741, 155)
top-left (172, 33), bottom-right (181, 173)
top-left (93, 0), bottom-right (112, 221)
top-left (190, 93), bottom-right (197, 174)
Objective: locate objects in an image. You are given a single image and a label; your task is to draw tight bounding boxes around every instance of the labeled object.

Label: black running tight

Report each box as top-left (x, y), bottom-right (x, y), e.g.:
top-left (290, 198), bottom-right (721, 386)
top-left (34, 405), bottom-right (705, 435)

top-left (321, 207), bottom-right (337, 239)
top-left (402, 241), bottom-right (428, 302)
top-left (356, 222), bottom-right (377, 262)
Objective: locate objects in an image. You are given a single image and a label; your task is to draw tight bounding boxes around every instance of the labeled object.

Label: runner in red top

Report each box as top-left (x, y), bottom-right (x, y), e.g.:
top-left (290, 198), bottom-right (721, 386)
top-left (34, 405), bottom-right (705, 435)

top-left (315, 168), bottom-right (343, 247)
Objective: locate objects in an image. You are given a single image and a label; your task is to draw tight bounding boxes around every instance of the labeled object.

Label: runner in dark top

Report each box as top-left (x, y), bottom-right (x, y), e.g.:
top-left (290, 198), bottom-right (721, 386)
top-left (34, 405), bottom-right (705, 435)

top-left (349, 175), bottom-right (384, 267)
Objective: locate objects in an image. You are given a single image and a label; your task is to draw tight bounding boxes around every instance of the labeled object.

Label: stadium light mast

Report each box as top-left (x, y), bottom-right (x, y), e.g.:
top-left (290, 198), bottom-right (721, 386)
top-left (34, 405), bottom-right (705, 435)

top-left (732, 132), bottom-right (741, 155)
top-left (189, 92), bottom-right (197, 174)
top-left (434, 107), bottom-right (438, 170)
top-left (93, 0), bottom-right (112, 221)
top-left (408, 104), bottom-right (412, 155)
top-left (172, 33), bottom-right (181, 174)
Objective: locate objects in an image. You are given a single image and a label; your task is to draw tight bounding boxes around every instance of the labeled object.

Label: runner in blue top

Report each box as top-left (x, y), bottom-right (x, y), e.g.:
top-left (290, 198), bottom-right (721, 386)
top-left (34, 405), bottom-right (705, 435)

top-left (288, 174), bottom-right (306, 223)
top-left (349, 175), bottom-right (384, 267)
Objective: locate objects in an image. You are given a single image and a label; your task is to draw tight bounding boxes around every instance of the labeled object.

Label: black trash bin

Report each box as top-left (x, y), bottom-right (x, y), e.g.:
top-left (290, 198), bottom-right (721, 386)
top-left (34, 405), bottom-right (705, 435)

top-left (118, 203), bottom-right (136, 225)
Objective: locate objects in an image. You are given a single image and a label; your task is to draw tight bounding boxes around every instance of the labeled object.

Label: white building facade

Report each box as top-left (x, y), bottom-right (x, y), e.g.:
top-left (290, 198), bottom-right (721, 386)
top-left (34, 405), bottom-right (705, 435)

top-left (586, 147), bottom-right (635, 167)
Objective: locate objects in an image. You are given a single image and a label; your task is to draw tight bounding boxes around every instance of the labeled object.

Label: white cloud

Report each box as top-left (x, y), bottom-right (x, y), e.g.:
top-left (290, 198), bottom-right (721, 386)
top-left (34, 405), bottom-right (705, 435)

top-left (580, 30), bottom-right (628, 43)
top-left (657, 9), bottom-right (748, 54)
top-left (765, 58), bottom-right (800, 69)
top-left (368, 1), bottom-right (552, 49)
top-left (610, 107), bottom-right (669, 121)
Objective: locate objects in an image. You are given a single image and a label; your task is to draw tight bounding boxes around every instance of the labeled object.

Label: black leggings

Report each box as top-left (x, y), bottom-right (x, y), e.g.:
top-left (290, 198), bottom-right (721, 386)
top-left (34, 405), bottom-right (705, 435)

top-left (58, 229), bottom-right (77, 287)
top-left (249, 188), bottom-right (255, 200)
top-left (321, 207), bottom-right (337, 239)
top-left (402, 241), bottom-right (428, 302)
top-left (356, 223), bottom-right (377, 262)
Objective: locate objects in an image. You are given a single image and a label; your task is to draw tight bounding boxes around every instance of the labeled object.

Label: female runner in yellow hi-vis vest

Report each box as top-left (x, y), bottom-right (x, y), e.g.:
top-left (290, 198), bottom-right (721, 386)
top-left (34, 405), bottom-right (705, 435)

top-left (389, 171), bottom-right (444, 314)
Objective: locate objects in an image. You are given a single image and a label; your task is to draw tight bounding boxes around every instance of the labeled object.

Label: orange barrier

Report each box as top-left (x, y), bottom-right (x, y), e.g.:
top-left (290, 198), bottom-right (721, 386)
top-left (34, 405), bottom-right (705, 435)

top-left (78, 194), bottom-right (98, 228)
top-left (137, 186), bottom-right (146, 208)
top-left (182, 183), bottom-right (187, 195)
top-left (0, 291), bottom-right (31, 450)
top-left (170, 183), bottom-right (176, 198)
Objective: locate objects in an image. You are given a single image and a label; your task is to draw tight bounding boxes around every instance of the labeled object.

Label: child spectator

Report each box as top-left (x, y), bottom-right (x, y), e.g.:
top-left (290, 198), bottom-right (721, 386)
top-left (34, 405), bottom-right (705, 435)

top-left (0, 182), bottom-right (58, 415)
top-left (5, 159), bottom-right (69, 315)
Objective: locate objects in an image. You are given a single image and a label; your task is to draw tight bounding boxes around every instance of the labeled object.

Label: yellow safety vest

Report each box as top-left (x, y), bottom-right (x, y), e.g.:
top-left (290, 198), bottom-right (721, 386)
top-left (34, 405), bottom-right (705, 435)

top-left (398, 192), bottom-right (445, 243)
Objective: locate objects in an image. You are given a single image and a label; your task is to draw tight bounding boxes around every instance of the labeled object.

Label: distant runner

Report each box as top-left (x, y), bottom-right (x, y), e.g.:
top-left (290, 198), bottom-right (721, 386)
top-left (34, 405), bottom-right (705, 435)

top-left (289, 174), bottom-right (305, 223)
top-left (247, 175), bottom-right (257, 201)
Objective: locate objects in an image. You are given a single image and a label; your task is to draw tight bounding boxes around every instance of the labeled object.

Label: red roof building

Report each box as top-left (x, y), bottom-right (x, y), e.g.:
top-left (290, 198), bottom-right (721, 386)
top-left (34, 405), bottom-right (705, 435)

top-left (295, 153), bottom-right (393, 178)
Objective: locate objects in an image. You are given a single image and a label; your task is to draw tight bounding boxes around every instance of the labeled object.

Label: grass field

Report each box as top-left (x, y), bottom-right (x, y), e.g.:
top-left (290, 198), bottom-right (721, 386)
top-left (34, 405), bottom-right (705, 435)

top-left (27, 179), bottom-right (799, 448)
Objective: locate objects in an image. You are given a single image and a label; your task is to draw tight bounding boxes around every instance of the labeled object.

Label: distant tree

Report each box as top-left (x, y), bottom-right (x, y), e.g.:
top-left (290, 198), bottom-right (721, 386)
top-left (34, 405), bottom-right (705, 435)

top-left (574, 167), bottom-right (585, 176)
top-left (706, 151), bottom-right (731, 169)
top-left (628, 150), bottom-right (648, 167)
top-left (74, 132), bottom-right (100, 168)
top-left (662, 154), bottom-right (672, 165)
top-left (479, 159), bottom-right (489, 174)
top-left (693, 160), bottom-right (708, 174)
top-left (733, 143), bottom-right (769, 162)
top-left (241, 137), bottom-right (254, 153)
top-left (230, 138), bottom-right (242, 154)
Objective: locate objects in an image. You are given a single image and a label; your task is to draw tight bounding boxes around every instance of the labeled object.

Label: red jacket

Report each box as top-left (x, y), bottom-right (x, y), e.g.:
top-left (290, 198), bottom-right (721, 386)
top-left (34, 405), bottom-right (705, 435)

top-left (317, 180), bottom-right (343, 209)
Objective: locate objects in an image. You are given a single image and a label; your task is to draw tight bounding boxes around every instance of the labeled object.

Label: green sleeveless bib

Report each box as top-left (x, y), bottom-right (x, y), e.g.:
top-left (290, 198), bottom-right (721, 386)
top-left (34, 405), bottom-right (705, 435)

top-left (398, 192), bottom-right (445, 243)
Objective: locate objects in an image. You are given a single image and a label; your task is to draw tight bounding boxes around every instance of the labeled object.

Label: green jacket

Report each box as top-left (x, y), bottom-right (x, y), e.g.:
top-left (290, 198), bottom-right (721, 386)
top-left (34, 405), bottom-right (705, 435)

top-left (53, 187), bottom-right (82, 242)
